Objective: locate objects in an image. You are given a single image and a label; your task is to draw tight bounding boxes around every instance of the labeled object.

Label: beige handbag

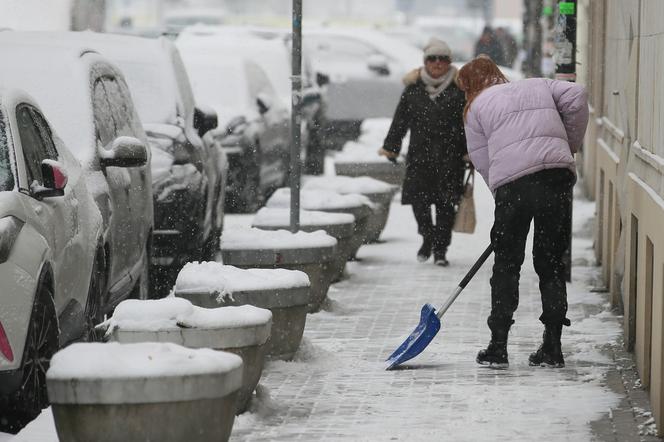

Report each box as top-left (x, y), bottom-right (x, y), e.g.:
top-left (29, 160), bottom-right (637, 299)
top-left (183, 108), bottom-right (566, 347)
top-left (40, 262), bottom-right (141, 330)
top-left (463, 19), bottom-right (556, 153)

top-left (453, 170), bottom-right (476, 234)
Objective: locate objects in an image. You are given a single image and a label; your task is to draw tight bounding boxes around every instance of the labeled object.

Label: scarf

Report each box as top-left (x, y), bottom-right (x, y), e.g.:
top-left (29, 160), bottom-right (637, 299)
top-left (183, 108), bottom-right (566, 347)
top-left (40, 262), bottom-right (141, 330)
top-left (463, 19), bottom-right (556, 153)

top-left (420, 65), bottom-right (458, 100)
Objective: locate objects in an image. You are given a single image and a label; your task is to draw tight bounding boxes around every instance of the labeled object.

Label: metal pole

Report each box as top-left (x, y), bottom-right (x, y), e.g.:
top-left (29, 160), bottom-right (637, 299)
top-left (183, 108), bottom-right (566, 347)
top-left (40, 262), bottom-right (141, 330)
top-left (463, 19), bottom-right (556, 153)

top-left (289, 0), bottom-right (302, 232)
top-left (554, 0), bottom-right (577, 282)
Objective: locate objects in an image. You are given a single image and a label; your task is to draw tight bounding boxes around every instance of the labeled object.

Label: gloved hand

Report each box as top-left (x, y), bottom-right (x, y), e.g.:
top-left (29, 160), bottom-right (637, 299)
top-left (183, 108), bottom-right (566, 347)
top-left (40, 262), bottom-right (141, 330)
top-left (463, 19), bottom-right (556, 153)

top-left (378, 148), bottom-right (399, 164)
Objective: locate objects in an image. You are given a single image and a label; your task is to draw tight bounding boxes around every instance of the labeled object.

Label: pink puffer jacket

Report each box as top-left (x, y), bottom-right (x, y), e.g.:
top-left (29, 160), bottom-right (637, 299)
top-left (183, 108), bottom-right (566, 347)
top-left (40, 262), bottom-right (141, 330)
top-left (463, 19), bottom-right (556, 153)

top-left (464, 78), bottom-right (588, 191)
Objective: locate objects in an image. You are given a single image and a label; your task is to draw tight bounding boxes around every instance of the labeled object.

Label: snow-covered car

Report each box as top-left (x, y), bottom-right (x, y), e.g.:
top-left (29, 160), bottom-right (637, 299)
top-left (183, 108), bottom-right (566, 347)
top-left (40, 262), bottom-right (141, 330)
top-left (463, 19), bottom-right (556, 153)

top-left (161, 8), bottom-right (226, 35)
top-left (177, 34), bottom-right (291, 212)
top-left (179, 25), bottom-right (328, 174)
top-left (0, 89), bottom-right (105, 431)
top-left (303, 27), bottom-right (422, 149)
top-left (0, 31), bottom-right (154, 304)
top-left (77, 33), bottom-right (228, 281)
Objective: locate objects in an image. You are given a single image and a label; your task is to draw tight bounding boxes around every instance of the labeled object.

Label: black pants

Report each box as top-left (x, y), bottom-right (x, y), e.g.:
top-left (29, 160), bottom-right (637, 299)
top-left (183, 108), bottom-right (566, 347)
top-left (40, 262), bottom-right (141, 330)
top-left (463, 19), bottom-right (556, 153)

top-left (412, 201), bottom-right (456, 256)
top-left (488, 168), bottom-right (574, 330)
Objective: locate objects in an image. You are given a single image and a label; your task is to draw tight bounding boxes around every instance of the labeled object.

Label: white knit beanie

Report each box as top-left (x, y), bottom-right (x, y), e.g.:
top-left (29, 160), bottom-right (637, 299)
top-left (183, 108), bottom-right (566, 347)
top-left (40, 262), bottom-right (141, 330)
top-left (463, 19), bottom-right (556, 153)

top-left (423, 37), bottom-right (452, 61)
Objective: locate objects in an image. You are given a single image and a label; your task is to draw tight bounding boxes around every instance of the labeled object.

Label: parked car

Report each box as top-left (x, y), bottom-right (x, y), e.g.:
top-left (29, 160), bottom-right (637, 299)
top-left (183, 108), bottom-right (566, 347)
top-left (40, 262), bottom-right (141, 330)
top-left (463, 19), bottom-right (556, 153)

top-left (177, 34), bottom-right (291, 212)
top-left (0, 89), bottom-right (105, 431)
top-left (178, 24), bottom-right (328, 174)
top-left (77, 32), bottom-right (228, 286)
top-left (303, 27), bottom-right (422, 149)
top-left (0, 31), bottom-right (154, 305)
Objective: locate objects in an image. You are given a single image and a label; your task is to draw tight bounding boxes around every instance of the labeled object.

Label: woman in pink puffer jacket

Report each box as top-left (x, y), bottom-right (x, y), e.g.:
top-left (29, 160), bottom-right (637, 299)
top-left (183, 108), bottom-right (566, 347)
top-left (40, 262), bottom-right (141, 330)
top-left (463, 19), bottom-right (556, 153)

top-left (457, 57), bottom-right (589, 369)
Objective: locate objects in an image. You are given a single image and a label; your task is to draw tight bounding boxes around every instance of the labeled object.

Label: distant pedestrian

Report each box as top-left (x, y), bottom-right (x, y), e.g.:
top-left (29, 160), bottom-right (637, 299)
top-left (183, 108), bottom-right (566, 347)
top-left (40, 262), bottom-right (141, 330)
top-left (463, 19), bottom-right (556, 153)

top-left (495, 27), bottom-right (517, 67)
top-left (474, 26), bottom-right (506, 66)
top-left (457, 57), bottom-right (589, 368)
top-left (378, 37), bottom-right (469, 266)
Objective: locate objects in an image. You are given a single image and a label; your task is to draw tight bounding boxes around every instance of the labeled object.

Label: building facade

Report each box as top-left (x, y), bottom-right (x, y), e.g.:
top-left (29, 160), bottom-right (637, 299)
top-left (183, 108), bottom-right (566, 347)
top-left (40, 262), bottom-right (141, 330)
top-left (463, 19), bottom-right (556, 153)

top-left (578, 0), bottom-right (664, 434)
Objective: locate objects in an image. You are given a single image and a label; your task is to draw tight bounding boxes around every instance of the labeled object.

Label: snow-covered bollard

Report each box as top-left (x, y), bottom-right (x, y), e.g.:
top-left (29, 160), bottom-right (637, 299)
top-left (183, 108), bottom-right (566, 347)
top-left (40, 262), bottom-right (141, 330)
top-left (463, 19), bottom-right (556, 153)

top-left (220, 227), bottom-right (336, 312)
top-left (102, 298), bottom-right (271, 414)
top-left (46, 342), bottom-right (242, 442)
top-left (265, 187), bottom-right (373, 260)
top-left (251, 207), bottom-right (355, 282)
top-left (302, 175), bottom-right (398, 243)
top-left (333, 140), bottom-right (406, 186)
top-left (174, 263), bottom-right (310, 361)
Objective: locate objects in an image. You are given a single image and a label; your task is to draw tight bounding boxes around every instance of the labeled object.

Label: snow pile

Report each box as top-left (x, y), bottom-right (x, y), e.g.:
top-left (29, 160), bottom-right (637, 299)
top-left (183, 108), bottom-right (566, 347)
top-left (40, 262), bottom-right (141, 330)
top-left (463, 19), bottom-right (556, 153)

top-left (98, 298), bottom-right (272, 334)
top-left (220, 226), bottom-right (337, 250)
top-left (302, 175), bottom-right (397, 194)
top-left (175, 263), bottom-right (310, 295)
top-left (334, 117), bottom-right (410, 163)
top-left (266, 187), bottom-right (375, 211)
top-left (47, 342), bottom-right (242, 379)
top-left (252, 207), bottom-right (355, 227)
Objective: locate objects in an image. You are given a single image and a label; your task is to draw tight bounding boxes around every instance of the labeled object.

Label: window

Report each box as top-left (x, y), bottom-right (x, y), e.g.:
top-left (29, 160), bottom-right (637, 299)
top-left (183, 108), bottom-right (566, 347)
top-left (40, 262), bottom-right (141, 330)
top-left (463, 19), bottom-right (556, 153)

top-left (16, 106), bottom-right (54, 186)
top-left (92, 79), bottom-right (116, 148)
top-left (0, 110), bottom-right (14, 191)
top-left (30, 110), bottom-right (59, 160)
top-left (103, 77), bottom-right (136, 138)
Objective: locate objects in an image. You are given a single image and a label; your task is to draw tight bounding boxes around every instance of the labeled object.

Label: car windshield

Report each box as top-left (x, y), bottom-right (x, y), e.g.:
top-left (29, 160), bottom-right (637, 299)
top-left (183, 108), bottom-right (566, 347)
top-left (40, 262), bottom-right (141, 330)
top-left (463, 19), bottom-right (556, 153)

top-left (185, 60), bottom-right (249, 109)
top-left (0, 111), bottom-right (14, 191)
top-left (114, 59), bottom-right (179, 125)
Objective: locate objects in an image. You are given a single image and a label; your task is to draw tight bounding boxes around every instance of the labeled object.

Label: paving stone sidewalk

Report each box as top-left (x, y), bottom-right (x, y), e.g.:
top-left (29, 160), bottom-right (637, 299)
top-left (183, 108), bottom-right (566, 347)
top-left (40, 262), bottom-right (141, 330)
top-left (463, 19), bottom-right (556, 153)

top-left (230, 181), bottom-right (663, 442)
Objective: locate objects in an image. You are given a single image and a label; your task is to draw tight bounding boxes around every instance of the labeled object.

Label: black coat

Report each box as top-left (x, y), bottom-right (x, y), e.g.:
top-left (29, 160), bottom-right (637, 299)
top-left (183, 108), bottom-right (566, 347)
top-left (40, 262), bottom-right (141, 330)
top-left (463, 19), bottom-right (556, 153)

top-left (383, 78), bottom-right (467, 206)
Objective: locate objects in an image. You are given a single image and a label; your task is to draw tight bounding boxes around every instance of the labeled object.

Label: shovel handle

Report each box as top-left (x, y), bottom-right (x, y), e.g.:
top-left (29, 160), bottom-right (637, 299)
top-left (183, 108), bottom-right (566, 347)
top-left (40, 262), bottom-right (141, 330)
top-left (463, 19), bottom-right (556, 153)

top-left (436, 243), bottom-right (494, 319)
top-left (459, 243), bottom-right (494, 289)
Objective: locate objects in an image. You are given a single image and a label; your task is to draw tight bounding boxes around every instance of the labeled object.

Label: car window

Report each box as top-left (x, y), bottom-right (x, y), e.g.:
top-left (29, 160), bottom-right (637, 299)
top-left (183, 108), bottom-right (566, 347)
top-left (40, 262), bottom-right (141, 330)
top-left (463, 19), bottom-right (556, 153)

top-left (30, 109), bottom-right (59, 160)
top-left (103, 77), bottom-right (136, 138)
top-left (92, 79), bottom-right (117, 148)
top-left (16, 105), bottom-right (54, 186)
top-left (0, 110), bottom-right (14, 191)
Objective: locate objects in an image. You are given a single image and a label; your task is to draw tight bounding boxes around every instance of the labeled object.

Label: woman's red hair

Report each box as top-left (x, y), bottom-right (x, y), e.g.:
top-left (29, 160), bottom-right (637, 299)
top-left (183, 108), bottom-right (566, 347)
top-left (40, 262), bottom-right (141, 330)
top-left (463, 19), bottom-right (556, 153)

top-left (457, 56), bottom-right (508, 119)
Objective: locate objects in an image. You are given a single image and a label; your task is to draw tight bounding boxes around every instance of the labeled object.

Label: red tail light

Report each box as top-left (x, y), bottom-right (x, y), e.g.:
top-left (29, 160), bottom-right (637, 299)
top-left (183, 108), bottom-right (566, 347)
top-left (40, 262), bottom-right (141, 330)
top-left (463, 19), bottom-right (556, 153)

top-left (0, 321), bottom-right (14, 362)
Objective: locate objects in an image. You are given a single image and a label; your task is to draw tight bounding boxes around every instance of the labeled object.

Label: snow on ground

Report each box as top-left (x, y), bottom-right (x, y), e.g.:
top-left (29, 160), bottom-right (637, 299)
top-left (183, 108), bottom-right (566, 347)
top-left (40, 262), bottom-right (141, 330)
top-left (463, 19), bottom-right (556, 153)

top-left (11, 167), bottom-right (623, 440)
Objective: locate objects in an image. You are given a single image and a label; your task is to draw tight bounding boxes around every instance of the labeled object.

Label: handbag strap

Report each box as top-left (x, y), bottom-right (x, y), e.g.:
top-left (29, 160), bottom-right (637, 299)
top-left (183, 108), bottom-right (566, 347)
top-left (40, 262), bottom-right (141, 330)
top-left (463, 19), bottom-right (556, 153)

top-left (464, 169), bottom-right (474, 187)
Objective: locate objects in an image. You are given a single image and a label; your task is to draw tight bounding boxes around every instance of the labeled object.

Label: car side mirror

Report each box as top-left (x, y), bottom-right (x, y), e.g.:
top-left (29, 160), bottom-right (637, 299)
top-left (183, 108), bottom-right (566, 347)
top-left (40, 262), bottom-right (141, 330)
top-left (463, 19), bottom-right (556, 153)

top-left (316, 72), bottom-right (330, 87)
top-left (226, 115), bottom-right (247, 135)
top-left (193, 105), bottom-right (218, 138)
top-left (367, 54), bottom-right (390, 76)
top-left (256, 92), bottom-right (272, 115)
top-left (31, 160), bottom-right (67, 200)
top-left (302, 88), bottom-right (322, 107)
top-left (99, 136), bottom-right (148, 168)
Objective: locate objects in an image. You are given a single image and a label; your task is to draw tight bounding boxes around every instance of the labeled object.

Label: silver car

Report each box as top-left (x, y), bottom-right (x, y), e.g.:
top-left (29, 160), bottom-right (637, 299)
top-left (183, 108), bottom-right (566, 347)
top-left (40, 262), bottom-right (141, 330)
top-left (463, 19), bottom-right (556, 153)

top-left (0, 89), bottom-right (104, 431)
top-left (0, 31), bottom-right (154, 307)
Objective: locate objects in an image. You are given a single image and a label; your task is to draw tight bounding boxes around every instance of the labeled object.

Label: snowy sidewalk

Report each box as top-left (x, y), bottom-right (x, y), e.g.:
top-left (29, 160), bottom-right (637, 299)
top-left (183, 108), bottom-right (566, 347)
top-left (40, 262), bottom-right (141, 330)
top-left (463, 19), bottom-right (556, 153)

top-left (230, 177), bottom-right (659, 441)
top-left (6, 178), bottom-right (660, 442)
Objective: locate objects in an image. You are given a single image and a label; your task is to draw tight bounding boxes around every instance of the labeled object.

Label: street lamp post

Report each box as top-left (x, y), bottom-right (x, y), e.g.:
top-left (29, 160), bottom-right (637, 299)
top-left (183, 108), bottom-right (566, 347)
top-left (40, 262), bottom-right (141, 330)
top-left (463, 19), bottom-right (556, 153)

top-left (290, 0), bottom-right (302, 232)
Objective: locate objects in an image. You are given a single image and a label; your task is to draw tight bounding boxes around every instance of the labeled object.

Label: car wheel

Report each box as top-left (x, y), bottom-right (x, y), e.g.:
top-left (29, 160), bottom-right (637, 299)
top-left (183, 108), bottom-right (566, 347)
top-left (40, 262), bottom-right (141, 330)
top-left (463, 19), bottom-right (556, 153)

top-left (84, 249), bottom-right (106, 342)
top-left (0, 281), bottom-right (58, 433)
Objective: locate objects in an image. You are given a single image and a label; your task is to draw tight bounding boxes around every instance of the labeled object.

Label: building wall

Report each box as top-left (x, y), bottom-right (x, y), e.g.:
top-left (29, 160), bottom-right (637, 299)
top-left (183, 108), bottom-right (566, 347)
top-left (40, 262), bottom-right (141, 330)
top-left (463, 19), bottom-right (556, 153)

top-left (581, 0), bottom-right (664, 434)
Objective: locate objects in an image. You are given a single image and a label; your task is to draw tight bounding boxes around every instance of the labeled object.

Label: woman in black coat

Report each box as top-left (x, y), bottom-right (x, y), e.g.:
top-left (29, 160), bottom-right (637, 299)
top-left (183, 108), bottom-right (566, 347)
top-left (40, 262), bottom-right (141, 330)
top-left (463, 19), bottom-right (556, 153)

top-left (379, 37), bottom-right (468, 266)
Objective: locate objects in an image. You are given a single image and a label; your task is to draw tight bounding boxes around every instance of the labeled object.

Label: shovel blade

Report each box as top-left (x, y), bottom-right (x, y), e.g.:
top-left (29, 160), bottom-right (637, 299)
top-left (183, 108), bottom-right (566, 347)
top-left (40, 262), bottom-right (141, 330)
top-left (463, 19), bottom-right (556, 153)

top-left (385, 303), bottom-right (441, 370)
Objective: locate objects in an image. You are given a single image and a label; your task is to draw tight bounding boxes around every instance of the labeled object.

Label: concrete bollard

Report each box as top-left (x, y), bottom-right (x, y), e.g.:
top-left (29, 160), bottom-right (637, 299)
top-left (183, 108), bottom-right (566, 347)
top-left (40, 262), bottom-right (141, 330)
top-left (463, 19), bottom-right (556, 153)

top-left (220, 228), bottom-right (336, 313)
top-left (47, 342), bottom-right (243, 442)
top-left (174, 263), bottom-right (312, 361)
top-left (102, 298), bottom-right (271, 415)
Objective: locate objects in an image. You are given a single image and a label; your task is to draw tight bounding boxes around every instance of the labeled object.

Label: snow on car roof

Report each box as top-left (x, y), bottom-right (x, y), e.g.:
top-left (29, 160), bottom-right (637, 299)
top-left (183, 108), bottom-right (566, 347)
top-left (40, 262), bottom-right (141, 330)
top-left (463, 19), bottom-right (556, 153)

top-left (73, 33), bottom-right (182, 125)
top-left (0, 32), bottom-right (98, 162)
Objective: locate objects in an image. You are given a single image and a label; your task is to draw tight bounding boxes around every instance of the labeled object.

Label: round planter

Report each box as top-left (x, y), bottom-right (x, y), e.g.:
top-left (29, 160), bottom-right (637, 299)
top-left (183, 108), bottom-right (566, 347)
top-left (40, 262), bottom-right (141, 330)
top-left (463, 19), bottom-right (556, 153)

top-left (334, 160), bottom-right (406, 186)
top-left (220, 228), bottom-right (336, 312)
top-left (302, 176), bottom-right (398, 244)
top-left (251, 207), bottom-right (356, 282)
top-left (265, 189), bottom-right (373, 261)
top-left (174, 264), bottom-right (311, 361)
top-left (47, 342), bottom-right (243, 442)
top-left (106, 299), bottom-right (271, 415)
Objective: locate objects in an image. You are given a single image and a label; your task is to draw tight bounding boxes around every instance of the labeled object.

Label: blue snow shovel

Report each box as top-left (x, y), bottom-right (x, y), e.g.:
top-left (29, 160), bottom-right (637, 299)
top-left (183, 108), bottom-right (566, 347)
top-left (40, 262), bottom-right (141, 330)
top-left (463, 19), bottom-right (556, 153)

top-left (385, 243), bottom-right (494, 370)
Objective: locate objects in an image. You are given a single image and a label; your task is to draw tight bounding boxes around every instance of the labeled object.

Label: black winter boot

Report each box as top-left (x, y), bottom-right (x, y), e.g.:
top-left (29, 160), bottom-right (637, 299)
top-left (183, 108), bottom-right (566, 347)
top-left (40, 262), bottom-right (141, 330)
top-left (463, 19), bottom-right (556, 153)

top-left (476, 327), bottom-right (509, 368)
top-left (417, 236), bottom-right (433, 262)
top-left (529, 324), bottom-right (564, 367)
